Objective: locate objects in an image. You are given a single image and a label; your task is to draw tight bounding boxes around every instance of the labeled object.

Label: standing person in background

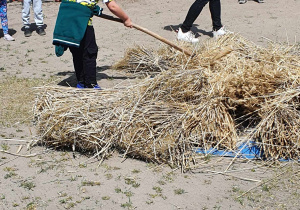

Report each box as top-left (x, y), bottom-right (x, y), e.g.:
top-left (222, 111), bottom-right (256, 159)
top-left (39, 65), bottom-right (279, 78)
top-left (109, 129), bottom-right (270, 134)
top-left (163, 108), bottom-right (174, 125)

top-left (177, 0), bottom-right (226, 43)
top-left (22, 0), bottom-right (46, 37)
top-left (53, 0), bottom-right (132, 89)
top-left (0, 0), bottom-right (15, 41)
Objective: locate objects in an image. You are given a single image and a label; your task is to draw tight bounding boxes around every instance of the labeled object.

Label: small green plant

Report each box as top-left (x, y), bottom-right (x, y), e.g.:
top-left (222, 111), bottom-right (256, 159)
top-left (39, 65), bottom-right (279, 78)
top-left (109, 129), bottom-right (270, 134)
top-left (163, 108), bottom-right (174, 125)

top-left (22, 196), bottom-right (30, 200)
top-left (115, 187), bottom-right (122, 193)
top-left (66, 202), bottom-right (76, 209)
top-left (78, 163), bottom-right (87, 168)
top-left (124, 177), bottom-right (140, 188)
top-left (213, 205), bottom-right (221, 210)
top-left (12, 203), bottom-right (19, 207)
top-left (132, 169), bottom-right (141, 174)
top-left (1, 143), bottom-right (10, 151)
top-left (27, 59), bottom-right (32, 65)
top-left (146, 200), bottom-right (153, 205)
top-left (174, 188), bottom-right (185, 195)
top-left (162, 172), bottom-right (175, 183)
top-left (121, 201), bottom-right (133, 209)
top-left (102, 196), bottom-right (110, 200)
top-left (158, 180), bottom-right (166, 185)
top-left (105, 173), bottom-right (113, 180)
top-left (234, 197), bottom-right (244, 205)
top-left (81, 180), bottom-right (100, 186)
top-left (3, 167), bottom-right (16, 172)
top-left (20, 181), bottom-right (36, 190)
top-left (26, 202), bottom-right (36, 210)
top-left (153, 186), bottom-right (162, 194)
top-left (70, 175), bottom-right (77, 181)
top-left (124, 191), bottom-right (133, 198)
top-left (232, 185), bottom-right (240, 193)
top-left (262, 184), bottom-right (270, 192)
top-left (4, 171), bottom-right (17, 179)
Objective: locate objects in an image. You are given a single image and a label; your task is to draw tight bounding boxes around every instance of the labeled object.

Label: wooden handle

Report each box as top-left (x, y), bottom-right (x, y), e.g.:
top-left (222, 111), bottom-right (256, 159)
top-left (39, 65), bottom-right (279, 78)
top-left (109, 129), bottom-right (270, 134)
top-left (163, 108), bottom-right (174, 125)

top-left (99, 14), bottom-right (193, 57)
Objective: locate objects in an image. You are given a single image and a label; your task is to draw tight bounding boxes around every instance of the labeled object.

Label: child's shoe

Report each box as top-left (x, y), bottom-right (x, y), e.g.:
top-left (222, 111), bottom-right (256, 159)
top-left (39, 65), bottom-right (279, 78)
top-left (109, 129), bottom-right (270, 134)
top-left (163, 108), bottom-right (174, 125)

top-left (238, 0), bottom-right (247, 4)
top-left (177, 28), bottom-right (199, 43)
top-left (85, 83), bottom-right (102, 90)
top-left (24, 28), bottom-right (32, 37)
top-left (4, 34), bottom-right (15, 41)
top-left (76, 82), bottom-right (85, 89)
top-left (92, 84), bottom-right (101, 89)
top-left (37, 27), bottom-right (46, 36)
top-left (213, 27), bottom-right (226, 38)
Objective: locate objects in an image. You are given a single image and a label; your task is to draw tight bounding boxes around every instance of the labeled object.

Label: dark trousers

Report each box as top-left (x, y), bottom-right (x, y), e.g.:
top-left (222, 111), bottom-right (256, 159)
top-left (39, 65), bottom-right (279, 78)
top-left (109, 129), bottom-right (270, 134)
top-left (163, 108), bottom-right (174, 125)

top-left (69, 26), bottom-right (98, 86)
top-left (181, 0), bottom-right (222, 32)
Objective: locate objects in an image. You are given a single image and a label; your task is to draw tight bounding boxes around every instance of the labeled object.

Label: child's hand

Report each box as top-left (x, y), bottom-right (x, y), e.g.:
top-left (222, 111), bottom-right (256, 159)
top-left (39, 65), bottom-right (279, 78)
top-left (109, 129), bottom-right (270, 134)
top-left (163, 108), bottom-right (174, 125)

top-left (124, 18), bottom-right (133, 28)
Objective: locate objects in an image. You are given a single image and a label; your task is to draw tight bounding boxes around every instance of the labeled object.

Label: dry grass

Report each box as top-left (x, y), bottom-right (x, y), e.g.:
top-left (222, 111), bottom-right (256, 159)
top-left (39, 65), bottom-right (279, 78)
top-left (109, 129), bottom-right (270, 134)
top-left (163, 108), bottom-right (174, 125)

top-left (34, 33), bottom-right (300, 170)
top-left (0, 77), bottom-right (56, 127)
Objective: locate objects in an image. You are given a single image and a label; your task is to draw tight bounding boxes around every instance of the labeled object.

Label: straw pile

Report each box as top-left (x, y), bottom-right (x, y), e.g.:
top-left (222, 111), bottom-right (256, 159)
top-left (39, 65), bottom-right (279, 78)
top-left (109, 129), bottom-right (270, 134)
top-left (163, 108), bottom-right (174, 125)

top-left (34, 33), bottom-right (300, 169)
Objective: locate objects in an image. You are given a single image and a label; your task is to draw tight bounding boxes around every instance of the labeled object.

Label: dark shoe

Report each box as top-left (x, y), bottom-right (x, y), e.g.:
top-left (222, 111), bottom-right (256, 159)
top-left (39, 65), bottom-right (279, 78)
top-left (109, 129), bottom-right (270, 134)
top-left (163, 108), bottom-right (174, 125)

top-left (24, 28), bottom-right (32, 37)
top-left (37, 27), bottom-right (46, 36)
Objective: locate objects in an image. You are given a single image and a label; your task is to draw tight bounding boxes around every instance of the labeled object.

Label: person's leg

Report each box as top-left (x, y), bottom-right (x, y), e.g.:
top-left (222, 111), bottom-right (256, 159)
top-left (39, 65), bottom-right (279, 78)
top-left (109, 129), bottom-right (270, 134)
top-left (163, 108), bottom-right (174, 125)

top-left (22, 0), bottom-right (31, 28)
top-left (82, 26), bottom-right (98, 87)
top-left (69, 45), bottom-right (85, 86)
top-left (181, 0), bottom-right (209, 32)
top-left (0, 0), bottom-right (9, 35)
top-left (209, 0), bottom-right (222, 31)
top-left (0, 0), bottom-right (14, 40)
top-left (32, 0), bottom-right (43, 27)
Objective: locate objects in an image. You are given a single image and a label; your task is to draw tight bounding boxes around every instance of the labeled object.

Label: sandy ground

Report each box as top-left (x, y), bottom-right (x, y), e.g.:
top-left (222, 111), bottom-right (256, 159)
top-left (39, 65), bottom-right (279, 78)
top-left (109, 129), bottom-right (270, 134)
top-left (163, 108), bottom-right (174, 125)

top-left (0, 0), bottom-right (300, 209)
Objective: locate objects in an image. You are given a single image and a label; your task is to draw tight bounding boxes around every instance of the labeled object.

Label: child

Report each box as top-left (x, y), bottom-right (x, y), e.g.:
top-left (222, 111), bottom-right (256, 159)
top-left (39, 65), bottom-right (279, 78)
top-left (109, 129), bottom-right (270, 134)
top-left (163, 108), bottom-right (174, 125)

top-left (0, 0), bottom-right (15, 41)
top-left (22, 0), bottom-right (46, 37)
top-left (53, 0), bottom-right (132, 89)
top-left (177, 0), bottom-right (226, 43)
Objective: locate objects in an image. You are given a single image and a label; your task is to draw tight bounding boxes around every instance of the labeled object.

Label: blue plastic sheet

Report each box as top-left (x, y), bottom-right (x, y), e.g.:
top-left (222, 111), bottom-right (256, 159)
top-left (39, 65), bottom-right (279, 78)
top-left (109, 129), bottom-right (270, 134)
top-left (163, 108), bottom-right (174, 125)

top-left (194, 141), bottom-right (263, 159)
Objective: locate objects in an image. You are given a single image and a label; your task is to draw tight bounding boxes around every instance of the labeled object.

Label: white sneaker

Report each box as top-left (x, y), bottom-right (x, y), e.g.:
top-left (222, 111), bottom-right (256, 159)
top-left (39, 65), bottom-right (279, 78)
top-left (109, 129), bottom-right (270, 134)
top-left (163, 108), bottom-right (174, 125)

top-left (177, 28), bottom-right (199, 43)
top-left (213, 27), bottom-right (226, 38)
top-left (257, 0), bottom-right (264, 3)
top-left (4, 34), bottom-right (15, 41)
top-left (238, 0), bottom-right (247, 4)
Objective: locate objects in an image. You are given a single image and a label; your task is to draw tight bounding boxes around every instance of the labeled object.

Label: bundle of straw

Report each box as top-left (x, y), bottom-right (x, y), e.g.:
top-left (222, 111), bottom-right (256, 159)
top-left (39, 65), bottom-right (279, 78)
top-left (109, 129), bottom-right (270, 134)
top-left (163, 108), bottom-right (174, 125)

top-left (34, 33), bottom-right (300, 169)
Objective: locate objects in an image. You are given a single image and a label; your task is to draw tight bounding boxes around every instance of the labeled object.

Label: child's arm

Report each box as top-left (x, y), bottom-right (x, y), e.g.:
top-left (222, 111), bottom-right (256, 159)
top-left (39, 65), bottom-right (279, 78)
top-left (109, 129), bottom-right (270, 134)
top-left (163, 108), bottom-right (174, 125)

top-left (106, 1), bottom-right (132, 27)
